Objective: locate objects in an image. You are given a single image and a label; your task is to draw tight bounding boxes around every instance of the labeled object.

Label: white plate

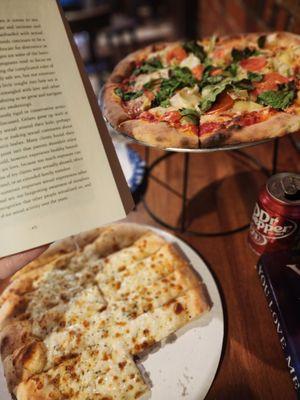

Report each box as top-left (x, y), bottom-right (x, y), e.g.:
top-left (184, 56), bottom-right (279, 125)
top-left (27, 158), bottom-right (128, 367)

top-left (0, 227), bottom-right (224, 400)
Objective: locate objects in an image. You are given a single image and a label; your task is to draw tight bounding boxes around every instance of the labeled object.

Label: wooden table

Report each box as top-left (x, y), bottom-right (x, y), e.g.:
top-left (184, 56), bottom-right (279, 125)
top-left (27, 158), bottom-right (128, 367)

top-left (0, 135), bottom-right (299, 399)
top-left (127, 135), bottom-right (300, 400)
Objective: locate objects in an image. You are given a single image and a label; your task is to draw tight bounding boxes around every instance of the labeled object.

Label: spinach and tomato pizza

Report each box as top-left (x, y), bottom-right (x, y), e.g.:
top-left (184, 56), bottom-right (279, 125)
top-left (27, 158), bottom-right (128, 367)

top-left (103, 32), bottom-right (300, 149)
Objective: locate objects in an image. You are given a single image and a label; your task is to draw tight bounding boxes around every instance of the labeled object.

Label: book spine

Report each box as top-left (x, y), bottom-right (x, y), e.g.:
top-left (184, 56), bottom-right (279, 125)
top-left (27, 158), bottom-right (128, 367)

top-left (257, 262), bottom-right (300, 396)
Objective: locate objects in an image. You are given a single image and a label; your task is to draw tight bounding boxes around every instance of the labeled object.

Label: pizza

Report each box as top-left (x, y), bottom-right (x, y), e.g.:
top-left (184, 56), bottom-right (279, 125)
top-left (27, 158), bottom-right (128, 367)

top-left (0, 223), bottom-right (210, 400)
top-left (102, 32), bottom-right (300, 149)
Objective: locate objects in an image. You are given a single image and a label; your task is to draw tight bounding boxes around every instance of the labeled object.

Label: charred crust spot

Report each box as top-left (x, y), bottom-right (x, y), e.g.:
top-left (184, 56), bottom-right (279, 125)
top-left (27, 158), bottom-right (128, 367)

top-left (102, 352), bottom-right (111, 361)
top-left (174, 302), bottom-right (184, 314)
top-left (21, 342), bottom-right (40, 363)
top-left (0, 336), bottom-right (9, 355)
top-left (118, 361), bottom-right (127, 370)
top-left (83, 320), bottom-right (90, 328)
top-left (59, 320), bottom-right (66, 328)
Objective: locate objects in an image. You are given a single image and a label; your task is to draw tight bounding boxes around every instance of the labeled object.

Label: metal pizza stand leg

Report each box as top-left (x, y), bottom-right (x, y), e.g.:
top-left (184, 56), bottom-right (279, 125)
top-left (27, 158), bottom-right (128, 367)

top-left (142, 139), bottom-right (280, 236)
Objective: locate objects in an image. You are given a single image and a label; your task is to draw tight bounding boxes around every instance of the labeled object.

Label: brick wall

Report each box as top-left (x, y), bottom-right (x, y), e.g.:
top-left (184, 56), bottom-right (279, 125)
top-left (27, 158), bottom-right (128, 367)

top-left (198, 0), bottom-right (300, 37)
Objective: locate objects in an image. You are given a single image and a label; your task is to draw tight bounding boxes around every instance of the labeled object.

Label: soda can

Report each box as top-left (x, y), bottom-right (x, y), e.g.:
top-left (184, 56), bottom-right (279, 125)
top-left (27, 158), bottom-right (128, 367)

top-left (248, 172), bottom-right (300, 255)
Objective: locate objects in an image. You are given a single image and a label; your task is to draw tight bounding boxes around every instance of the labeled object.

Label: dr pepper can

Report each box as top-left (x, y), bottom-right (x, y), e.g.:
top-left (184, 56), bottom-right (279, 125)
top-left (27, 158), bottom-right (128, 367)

top-left (248, 172), bottom-right (300, 255)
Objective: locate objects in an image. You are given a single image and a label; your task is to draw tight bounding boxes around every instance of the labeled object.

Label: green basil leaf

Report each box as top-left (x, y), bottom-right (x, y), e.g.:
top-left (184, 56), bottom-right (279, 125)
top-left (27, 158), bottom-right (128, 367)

top-left (143, 78), bottom-right (161, 90)
top-left (231, 47), bottom-right (258, 62)
top-left (257, 88), bottom-right (295, 110)
top-left (183, 41), bottom-right (207, 63)
top-left (133, 57), bottom-right (163, 75)
top-left (226, 63), bottom-right (238, 77)
top-left (170, 66), bottom-right (197, 85)
top-left (123, 90), bottom-right (143, 101)
top-left (114, 88), bottom-right (143, 101)
top-left (153, 67), bottom-right (196, 106)
top-left (114, 87), bottom-right (124, 98)
top-left (247, 71), bottom-right (263, 82)
top-left (232, 79), bottom-right (253, 90)
top-left (257, 35), bottom-right (266, 49)
top-left (179, 108), bottom-right (199, 125)
top-left (199, 81), bottom-right (230, 112)
top-left (160, 99), bottom-right (171, 107)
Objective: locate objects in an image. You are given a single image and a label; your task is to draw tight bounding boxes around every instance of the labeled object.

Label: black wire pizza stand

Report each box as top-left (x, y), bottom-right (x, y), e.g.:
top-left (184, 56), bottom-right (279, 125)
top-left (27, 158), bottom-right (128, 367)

top-left (142, 139), bottom-right (279, 237)
top-left (98, 91), bottom-right (279, 237)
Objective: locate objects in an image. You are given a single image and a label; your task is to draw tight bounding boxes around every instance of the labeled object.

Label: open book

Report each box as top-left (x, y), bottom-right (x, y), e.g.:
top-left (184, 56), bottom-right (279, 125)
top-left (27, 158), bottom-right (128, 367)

top-left (0, 0), bottom-right (133, 257)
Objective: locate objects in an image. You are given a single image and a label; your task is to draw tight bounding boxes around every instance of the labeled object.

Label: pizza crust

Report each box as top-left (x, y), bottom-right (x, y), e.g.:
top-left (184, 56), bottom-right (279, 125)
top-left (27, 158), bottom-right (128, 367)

top-left (119, 119), bottom-right (199, 148)
top-left (200, 112), bottom-right (300, 147)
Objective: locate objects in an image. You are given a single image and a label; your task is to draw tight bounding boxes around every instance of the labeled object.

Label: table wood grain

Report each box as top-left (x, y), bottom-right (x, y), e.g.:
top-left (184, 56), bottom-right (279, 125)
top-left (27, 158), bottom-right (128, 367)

top-left (0, 135), bottom-right (299, 399)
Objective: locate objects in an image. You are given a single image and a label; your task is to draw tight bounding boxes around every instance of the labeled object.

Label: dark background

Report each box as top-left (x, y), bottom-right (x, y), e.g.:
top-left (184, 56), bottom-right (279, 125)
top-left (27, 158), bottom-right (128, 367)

top-left (59, 0), bottom-right (300, 92)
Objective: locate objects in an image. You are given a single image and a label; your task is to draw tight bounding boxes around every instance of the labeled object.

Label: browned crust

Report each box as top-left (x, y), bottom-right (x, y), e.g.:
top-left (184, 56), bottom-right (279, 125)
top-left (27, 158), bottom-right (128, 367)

top-left (200, 112), bottom-right (300, 147)
top-left (119, 119), bottom-right (199, 149)
top-left (0, 320), bottom-right (33, 361)
top-left (107, 42), bottom-right (175, 84)
top-left (11, 227), bottom-right (106, 282)
top-left (102, 82), bottom-right (131, 129)
top-left (211, 31), bottom-right (300, 47)
top-left (3, 340), bottom-right (47, 393)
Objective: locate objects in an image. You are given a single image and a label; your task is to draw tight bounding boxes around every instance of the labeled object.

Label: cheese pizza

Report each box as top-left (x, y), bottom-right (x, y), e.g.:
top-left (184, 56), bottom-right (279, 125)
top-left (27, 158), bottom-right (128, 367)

top-left (0, 224), bottom-right (210, 400)
top-left (103, 32), bottom-right (300, 149)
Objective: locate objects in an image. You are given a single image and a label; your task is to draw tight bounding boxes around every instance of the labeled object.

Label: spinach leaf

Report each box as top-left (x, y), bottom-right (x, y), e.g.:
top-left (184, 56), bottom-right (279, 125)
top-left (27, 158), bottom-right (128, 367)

top-left (152, 67), bottom-right (196, 106)
top-left (198, 80), bottom-right (231, 112)
top-left (133, 58), bottom-right (163, 75)
top-left (114, 87), bottom-right (143, 101)
top-left (183, 40), bottom-right (207, 62)
top-left (247, 71), bottom-right (263, 82)
top-left (257, 35), bottom-right (266, 49)
top-left (257, 84), bottom-right (295, 110)
top-left (114, 87), bottom-right (124, 98)
top-left (152, 78), bottom-right (180, 106)
top-left (170, 66), bottom-right (197, 85)
top-left (143, 78), bottom-right (161, 90)
top-left (179, 108), bottom-right (200, 125)
top-left (226, 63), bottom-right (238, 77)
top-left (232, 79), bottom-right (253, 90)
top-left (231, 47), bottom-right (258, 62)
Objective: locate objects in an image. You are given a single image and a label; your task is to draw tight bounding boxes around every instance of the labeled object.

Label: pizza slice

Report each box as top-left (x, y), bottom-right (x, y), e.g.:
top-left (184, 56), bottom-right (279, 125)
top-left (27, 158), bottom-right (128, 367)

top-left (0, 285), bottom-right (108, 390)
top-left (15, 341), bottom-right (148, 400)
top-left (32, 278), bottom-right (209, 375)
top-left (197, 32), bottom-right (300, 147)
top-left (115, 286), bottom-right (210, 355)
top-left (96, 243), bottom-right (184, 297)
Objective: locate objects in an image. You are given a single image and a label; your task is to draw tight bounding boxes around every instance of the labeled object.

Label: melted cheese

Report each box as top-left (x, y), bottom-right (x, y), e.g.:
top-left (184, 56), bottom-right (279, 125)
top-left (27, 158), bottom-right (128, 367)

top-left (231, 101), bottom-right (264, 113)
top-left (133, 68), bottom-right (169, 90)
top-left (169, 85), bottom-right (201, 109)
top-left (180, 53), bottom-right (200, 70)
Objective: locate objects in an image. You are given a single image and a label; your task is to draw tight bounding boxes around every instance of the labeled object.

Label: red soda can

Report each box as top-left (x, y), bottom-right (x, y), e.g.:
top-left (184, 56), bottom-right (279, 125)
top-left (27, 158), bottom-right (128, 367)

top-left (248, 172), bottom-right (300, 255)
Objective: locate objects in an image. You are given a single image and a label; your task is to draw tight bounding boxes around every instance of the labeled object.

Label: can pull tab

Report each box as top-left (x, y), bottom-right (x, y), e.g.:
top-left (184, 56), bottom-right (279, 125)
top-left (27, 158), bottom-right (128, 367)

top-left (281, 175), bottom-right (300, 200)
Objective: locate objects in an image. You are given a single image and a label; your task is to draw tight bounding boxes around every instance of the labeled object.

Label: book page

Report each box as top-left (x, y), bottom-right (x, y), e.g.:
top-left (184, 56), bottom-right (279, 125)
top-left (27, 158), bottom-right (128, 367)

top-left (0, 0), bottom-right (133, 256)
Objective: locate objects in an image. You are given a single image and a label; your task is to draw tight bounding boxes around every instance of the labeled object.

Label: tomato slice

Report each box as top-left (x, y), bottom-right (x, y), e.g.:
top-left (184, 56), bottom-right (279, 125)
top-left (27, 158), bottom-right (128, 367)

top-left (207, 92), bottom-right (234, 114)
top-left (240, 57), bottom-right (267, 71)
top-left (199, 122), bottom-right (224, 136)
top-left (210, 68), bottom-right (223, 76)
top-left (180, 124), bottom-right (198, 136)
top-left (192, 65), bottom-right (204, 80)
top-left (166, 46), bottom-right (187, 63)
top-left (254, 72), bottom-right (289, 94)
top-left (139, 111), bottom-right (156, 121)
top-left (160, 111), bottom-right (182, 124)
